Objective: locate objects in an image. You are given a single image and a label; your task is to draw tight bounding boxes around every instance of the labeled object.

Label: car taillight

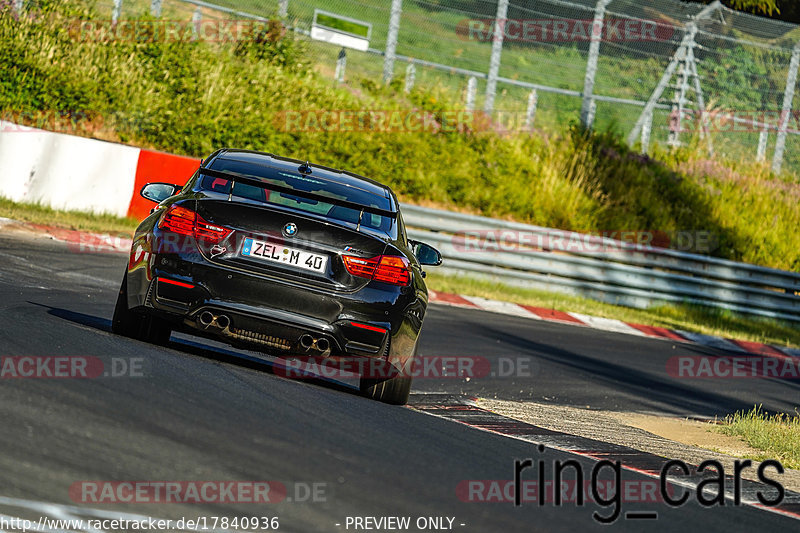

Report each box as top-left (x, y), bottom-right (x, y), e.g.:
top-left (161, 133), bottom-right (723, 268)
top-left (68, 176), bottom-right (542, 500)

top-left (343, 254), bottom-right (410, 286)
top-left (158, 204), bottom-right (232, 244)
top-left (342, 255), bottom-right (378, 278)
top-left (194, 219), bottom-right (231, 243)
top-left (158, 205), bottom-right (194, 236)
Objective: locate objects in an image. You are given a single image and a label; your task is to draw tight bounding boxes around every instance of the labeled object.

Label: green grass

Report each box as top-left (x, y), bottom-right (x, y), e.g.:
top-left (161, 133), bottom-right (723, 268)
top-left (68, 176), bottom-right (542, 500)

top-left (2, 1), bottom-right (800, 274)
top-left (0, 198), bottom-right (138, 235)
top-left (718, 406), bottom-right (800, 470)
top-left (426, 272), bottom-right (800, 348)
top-left (315, 13), bottom-right (371, 39)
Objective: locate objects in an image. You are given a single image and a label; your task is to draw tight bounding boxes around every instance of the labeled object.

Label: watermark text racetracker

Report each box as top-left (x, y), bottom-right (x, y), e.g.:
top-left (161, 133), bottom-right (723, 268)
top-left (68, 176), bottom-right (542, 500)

top-left (69, 19), bottom-right (286, 44)
top-left (455, 18), bottom-right (675, 43)
top-left (667, 355), bottom-right (800, 379)
top-left (0, 356), bottom-right (144, 379)
top-left (454, 229), bottom-right (718, 254)
top-left (273, 109), bottom-right (529, 134)
top-left (70, 480), bottom-right (326, 505)
top-left (672, 108), bottom-right (800, 133)
top-left (275, 355), bottom-right (536, 381)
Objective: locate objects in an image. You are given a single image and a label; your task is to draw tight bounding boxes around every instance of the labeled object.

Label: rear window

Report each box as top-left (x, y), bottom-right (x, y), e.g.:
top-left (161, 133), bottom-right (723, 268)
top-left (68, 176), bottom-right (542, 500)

top-left (200, 159), bottom-right (393, 232)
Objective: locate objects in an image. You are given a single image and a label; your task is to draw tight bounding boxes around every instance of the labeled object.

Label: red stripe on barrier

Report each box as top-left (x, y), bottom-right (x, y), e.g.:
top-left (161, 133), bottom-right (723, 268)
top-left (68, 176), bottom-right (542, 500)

top-left (128, 149), bottom-right (202, 221)
top-left (625, 323), bottom-right (687, 341)
top-left (520, 305), bottom-right (585, 325)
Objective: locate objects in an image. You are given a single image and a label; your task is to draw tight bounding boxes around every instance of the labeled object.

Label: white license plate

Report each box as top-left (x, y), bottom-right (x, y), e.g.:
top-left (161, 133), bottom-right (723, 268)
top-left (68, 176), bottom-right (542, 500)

top-left (242, 238), bottom-right (328, 273)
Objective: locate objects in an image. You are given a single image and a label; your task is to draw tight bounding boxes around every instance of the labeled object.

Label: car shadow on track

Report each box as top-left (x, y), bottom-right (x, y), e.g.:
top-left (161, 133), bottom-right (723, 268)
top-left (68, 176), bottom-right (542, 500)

top-left (32, 301), bottom-right (364, 400)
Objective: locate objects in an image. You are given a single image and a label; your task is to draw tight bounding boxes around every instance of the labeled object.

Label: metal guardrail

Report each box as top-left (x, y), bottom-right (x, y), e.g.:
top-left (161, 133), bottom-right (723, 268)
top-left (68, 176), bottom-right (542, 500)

top-left (401, 204), bottom-right (800, 323)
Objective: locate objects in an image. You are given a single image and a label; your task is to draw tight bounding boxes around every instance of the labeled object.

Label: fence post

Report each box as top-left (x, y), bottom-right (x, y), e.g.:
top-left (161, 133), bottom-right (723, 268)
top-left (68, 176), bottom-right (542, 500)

top-left (192, 7), bottom-right (202, 40)
top-left (757, 125), bottom-right (769, 162)
top-left (524, 89), bottom-right (538, 130)
top-left (278, 0), bottom-right (288, 18)
top-left (586, 98), bottom-right (597, 128)
top-left (484, 0), bottom-right (509, 114)
top-left (404, 62), bottom-right (416, 93)
top-left (466, 77), bottom-right (477, 112)
top-left (112, 0), bottom-right (122, 24)
top-left (383, 0), bottom-right (403, 83)
top-left (580, 0), bottom-right (610, 129)
top-left (150, 0), bottom-right (161, 17)
top-left (640, 109), bottom-right (653, 155)
top-left (772, 41), bottom-right (800, 174)
top-left (687, 46), bottom-right (713, 156)
top-left (335, 48), bottom-right (347, 83)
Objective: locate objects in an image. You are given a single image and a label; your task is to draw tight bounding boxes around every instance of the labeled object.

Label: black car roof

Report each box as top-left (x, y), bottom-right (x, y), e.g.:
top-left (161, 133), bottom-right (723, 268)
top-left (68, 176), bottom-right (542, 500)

top-left (209, 149), bottom-right (392, 203)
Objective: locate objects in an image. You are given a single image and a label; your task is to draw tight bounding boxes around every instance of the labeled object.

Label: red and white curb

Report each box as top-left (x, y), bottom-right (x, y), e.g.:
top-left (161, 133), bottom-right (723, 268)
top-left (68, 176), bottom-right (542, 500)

top-left (428, 290), bottom-right (800, 359)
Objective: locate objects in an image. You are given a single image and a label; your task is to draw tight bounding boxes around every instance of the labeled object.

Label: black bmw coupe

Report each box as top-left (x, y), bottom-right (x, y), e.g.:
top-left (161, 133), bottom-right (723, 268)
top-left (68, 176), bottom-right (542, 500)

top-left (112, 149), bottom-right (442, 404)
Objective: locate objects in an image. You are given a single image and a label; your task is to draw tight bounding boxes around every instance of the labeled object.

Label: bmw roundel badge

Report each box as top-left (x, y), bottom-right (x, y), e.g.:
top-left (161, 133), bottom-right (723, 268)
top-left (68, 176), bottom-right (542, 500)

top-left (282, 222), bottom-right (298, 238)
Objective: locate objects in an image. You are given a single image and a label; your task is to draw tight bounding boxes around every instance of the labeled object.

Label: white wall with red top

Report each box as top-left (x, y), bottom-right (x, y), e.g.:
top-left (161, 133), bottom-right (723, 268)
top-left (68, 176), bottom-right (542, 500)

top-left (0, 121), bottom-right (201, 221)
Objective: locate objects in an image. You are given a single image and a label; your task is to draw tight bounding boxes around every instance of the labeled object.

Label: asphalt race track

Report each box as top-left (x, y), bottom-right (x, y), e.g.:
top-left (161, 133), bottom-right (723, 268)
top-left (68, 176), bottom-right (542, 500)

top-left (0, 230), bottom-right (798, 532)
top-left (415, 308), bottom-right (800, 416)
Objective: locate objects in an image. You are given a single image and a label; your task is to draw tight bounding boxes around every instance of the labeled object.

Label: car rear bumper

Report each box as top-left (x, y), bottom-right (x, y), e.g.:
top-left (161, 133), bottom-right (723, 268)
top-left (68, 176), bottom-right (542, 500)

top-left (127, 249), bottom-right (422, 363)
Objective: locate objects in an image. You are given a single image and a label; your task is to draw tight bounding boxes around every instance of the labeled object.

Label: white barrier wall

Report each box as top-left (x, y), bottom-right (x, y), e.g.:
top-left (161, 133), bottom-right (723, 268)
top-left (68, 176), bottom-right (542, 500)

top-left (0, 121), bottom-right (141, 217)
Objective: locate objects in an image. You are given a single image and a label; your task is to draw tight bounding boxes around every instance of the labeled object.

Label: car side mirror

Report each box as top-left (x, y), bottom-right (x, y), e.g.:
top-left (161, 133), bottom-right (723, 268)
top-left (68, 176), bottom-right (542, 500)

top-left (410, 240), bottom-right (442, 266)
top-left (140, 182), bottom-right (180, 204)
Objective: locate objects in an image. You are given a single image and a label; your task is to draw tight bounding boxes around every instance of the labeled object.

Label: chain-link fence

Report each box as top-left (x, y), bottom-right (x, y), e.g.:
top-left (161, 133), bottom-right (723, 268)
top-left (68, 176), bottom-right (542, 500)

top-left (93, 0), bottom-right (800, 175)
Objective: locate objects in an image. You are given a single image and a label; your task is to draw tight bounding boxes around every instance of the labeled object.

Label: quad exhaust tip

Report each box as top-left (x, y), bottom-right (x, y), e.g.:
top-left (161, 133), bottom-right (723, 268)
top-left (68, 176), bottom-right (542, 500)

top-left (300, 334), bottom-right (314, 349)
top-left (199, 311), bottom-right (214, 327)
top-left (198, 311), bottom-right (231, 330)
top-left (199, 314), bottom-right (329, 354)
top-left (299, 334), bottom-right (330, 354)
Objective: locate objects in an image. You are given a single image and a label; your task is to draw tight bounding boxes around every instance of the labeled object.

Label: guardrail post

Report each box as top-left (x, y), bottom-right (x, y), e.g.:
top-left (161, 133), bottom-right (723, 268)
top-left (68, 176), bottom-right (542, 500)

top-left (757, 125), bottom-right (769, 162)
top-left (484, 0), bottom-right (509, 114)
top-left (383, 0), bottom-right (403, 83)
top-left (524, 89), bottom-right (538, 130)
top-left (466, 76), bottom-right (477, 112)
top-left (335, 48), bottom-right (347, 83)
top-left (192, 7), bottom-right (202, 40)
top-left (112, 0), bottom-right (122, 24)
top-left (404, 62), bottom-right (416, 93)
top-left (772, 41), bottom-right (800, 174)
top-left (278, 0), bottom-right (288, 18)
top-left (150, 0), bottom-right (161, 17)
top-left (580, 0), bottom-right (610, 129)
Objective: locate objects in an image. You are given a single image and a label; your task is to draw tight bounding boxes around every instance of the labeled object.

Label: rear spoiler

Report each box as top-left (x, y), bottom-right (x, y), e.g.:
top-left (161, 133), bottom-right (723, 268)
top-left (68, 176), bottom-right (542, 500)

top-left (199, 167), bottom-right (397, 219)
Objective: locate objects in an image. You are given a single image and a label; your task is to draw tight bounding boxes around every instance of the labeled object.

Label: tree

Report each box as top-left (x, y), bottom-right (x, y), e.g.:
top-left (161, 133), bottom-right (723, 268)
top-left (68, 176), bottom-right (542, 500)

top-left (691, 0), bottom-right (800, 23)
top-left (728, 0), bottom-right (779, 16)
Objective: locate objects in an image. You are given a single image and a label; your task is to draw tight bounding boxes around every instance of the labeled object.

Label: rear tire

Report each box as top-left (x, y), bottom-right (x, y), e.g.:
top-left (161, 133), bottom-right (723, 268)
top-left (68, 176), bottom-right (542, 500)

top-left (112, 271), bottom-right (171, 345)
top-left (360, 343), bottom-right (414, 405)
top-left (360, 374), bottom-right (412, 405)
